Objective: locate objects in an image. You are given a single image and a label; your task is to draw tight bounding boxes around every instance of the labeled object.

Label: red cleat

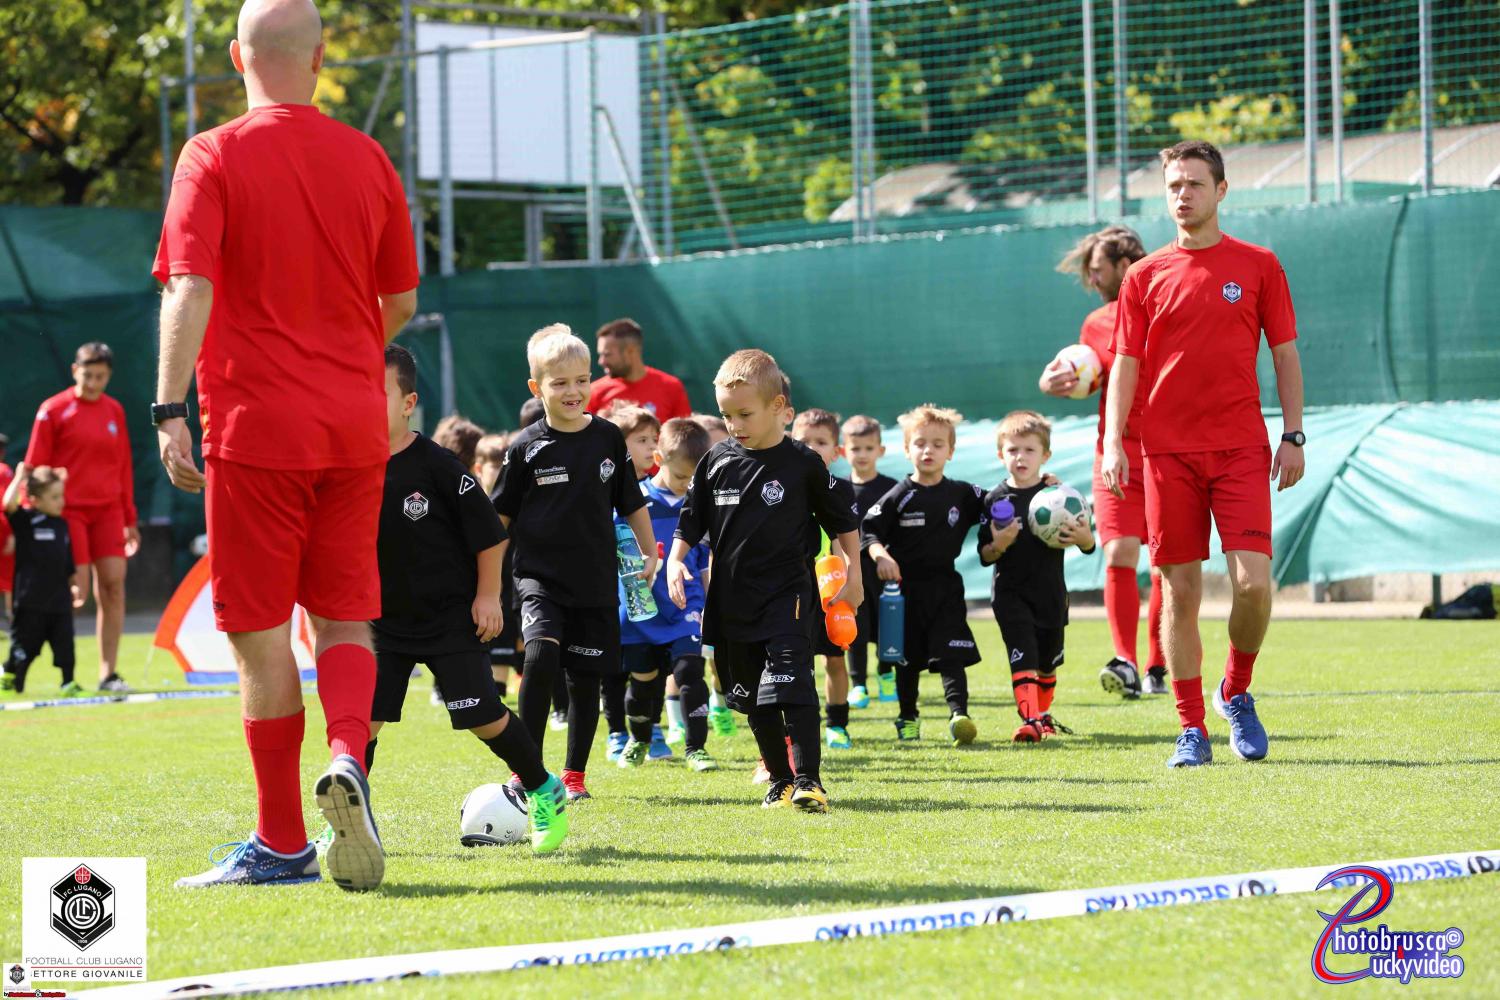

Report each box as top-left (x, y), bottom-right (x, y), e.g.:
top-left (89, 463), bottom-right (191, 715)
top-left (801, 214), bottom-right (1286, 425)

top-left (560, 769), bottom-right (590, 801)
top-left (1012, 719), bottom-right (1046, 743)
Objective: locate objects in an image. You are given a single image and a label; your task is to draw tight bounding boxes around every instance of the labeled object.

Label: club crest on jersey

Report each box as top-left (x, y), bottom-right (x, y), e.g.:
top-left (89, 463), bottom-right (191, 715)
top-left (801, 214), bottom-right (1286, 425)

top-left (403, 492), bottom-right (429, 521)
top-left (107, 420), bottom-right (118, 436)
top-left (761, 479), bottom-right (785, 505)
top-left (948, 506), bottom-right (960, 527)
top-left (1222, 281), bottom-right (1243, 304)
top-left (600, 458), bottom-right (615, 482)
top-left (458, 475), bottom-right (476, 495)
top-left (524, 439), bottom-right (552, 463)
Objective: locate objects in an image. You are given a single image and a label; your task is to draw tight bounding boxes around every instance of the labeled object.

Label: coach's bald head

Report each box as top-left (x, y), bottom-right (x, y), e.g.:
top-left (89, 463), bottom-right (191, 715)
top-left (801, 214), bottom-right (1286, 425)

top-left (230, 0), bottom-right (325, 106)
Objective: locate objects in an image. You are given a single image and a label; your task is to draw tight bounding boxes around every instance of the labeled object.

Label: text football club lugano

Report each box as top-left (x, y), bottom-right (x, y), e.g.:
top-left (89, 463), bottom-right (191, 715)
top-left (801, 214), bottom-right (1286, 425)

top-left (21, 858), bottom-right (147, 984)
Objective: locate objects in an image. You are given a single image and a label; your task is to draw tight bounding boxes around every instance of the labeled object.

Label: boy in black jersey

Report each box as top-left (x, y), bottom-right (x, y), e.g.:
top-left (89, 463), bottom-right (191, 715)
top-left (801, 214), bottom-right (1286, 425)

top-left (978, 411), bottom-right (1096, 743)
top-left (2, 465), bottom-right (79, 694)
top-left (362, 346), bottom-right (568, 853)
top-left (840, 415), bottom-right (898, 709)
top-left (791, 408), bottom-right (858, 750)
top-left (862, 404), bottom-right (986, 746)
top-left (475, 433), bottom-right (517, 697)
top-left (668, 349), bottom-right (862, 813)
top-left (494, 325), bottom-right (656, 803)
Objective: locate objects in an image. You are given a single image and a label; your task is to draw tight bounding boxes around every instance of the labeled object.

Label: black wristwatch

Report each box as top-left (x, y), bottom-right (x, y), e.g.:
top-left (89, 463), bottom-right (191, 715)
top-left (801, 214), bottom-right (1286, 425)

top-left (150, 402), bottom-right (189, 426)
top-left (1281, 430), bottom-right (1306, 447)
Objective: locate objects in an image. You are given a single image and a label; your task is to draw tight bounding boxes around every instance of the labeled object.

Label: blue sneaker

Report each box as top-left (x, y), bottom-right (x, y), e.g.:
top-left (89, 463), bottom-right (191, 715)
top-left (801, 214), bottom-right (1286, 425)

top-left (648, 725), bottom-right (674, 760)
top-left (175, 834), bottom-right (319, 888)
top-left (1213, 681), bottom-right (1269, 761)
top-left (314, 754), bottom-right (384, 892)
top-left (606, 730), bottom-right (628, 762)
top-left (848, 685), bottom-right (871, 710)
top-left (1165, 728), bottom-right (1213, 768)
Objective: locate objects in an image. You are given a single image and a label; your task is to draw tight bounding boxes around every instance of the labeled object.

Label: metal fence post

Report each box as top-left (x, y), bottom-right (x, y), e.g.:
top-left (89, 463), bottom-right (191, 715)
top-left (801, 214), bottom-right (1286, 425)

top-left (1112, 0), bottom-right (1127, 218)
top-left (438, 45), bottom-right (455, 276)
top-left (1304, 0), bottom-right (1318, 203)
top-left (655, 12), bottom-right (673, 256)
top-left (159, 82), bottom-right (173, 210)
top-left (184, 0), bottom-right (197, 139)
top-left (401, 0), bottom-right (423, 274)
top-left (1330, 0), bottom-right (1344, 203)
top-left (586, 31), bottom-right (603, 263)
top-left (1418, 0), bottom-right (1434, 194)
top-left (1083, 0), bottom-right (1098, 224)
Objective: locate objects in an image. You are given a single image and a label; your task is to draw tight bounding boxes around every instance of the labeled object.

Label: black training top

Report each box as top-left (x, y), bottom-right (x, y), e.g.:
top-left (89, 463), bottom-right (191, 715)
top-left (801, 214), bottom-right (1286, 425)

top-left (676, 436), bottom-right (859, 644)
top-left (493, 416), bottom-right (645, 608)
top-left (979, 480), bottom-right (1094, 627)
top-left (7, 509), bottom-right (74, 613)
top-left (861, 475), bottom-right (985, 583)
top-left (803, 474), bottom-right (859, 559)
top-left (374, 434), bottom-right (507, 653)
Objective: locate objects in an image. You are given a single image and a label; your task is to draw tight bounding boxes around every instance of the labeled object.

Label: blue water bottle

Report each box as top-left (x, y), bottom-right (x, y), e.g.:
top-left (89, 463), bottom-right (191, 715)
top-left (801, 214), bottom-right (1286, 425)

top-left (877, 582), bottom-right (905, 663)
top-left (615, 523), bottom-right (657, 623)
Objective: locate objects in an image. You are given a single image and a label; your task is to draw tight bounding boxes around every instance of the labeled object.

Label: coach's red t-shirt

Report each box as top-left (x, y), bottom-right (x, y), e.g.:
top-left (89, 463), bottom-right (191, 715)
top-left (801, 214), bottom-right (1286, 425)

top-left (25, 390), bottom-right (136, 522)
top-left (588, 366), bottom-right (691, 423)
top-left (1078, 301), bottom-right (1145, 447)
top-left (0, 462), bottom-right (13, 590)
top-left (152, 103), bottom-right (419, 471)
top-left (1112, 235), bottom-right (1297, 456)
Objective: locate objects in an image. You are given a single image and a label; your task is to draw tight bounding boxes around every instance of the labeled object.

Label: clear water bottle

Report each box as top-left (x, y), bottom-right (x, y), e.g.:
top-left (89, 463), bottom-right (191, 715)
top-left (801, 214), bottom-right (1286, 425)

top-left (877, 582), bottom-right (905, 663)
top-left (615, 523), bottom-right (657, 623)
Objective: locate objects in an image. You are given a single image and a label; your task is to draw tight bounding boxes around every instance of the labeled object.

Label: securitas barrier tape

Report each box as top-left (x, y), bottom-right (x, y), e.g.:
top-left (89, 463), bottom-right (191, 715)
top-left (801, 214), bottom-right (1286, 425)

top-left (0, 690), bottom-right (237, 712)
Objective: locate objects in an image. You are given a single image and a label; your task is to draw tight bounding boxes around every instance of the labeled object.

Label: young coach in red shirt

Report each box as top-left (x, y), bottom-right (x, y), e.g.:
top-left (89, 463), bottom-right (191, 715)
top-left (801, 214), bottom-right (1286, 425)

top-left (152, 0), bottom-right (418, 890)
top-left (588, 318), bottom-right (692, 422)
top-left (1101, 140), bottom-right (1306, 769)
top-left (25, 343), bottom-right (140, 692)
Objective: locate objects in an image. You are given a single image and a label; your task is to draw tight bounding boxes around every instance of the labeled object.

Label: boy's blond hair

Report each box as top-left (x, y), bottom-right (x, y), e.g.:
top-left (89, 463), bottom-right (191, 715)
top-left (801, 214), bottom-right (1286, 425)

top-left (606, 404), bottom-right (661, 438)
top-left (996, 409), bottom-right (1052, 452)
top-left (792, 407), bottom-right (841, 439)
top-left (526, 323), bottom-right (591, 379)
top-left (841, 414), bottom-right (882, 441)
top-left (475, 433), bottom-right (509, 467)
top-left (713, 349), bottom-right (785, 404)
top-left (659, 417), bottom-right (711, 466)
top-left (897, 403), bottom-right (963, 448)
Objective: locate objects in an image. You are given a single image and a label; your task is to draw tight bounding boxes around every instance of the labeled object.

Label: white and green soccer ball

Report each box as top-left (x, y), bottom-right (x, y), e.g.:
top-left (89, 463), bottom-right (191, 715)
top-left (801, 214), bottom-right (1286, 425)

top-left (1028, 484), bottom-right (1091, 549)
top-left (459, 783), bottom-right (528, 847)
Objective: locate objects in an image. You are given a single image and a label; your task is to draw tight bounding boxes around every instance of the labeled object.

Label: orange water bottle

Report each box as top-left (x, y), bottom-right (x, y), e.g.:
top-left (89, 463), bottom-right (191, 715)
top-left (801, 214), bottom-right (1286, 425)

top-left (815, 553), bottom-right (856, 649)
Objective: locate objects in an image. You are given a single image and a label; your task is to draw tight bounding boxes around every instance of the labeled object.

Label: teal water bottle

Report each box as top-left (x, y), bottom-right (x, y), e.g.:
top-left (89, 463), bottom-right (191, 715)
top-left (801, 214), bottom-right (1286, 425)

top-left (615, 523), bottom-right (658, 623)
top-left (877, 582), bottom-right (905, 663)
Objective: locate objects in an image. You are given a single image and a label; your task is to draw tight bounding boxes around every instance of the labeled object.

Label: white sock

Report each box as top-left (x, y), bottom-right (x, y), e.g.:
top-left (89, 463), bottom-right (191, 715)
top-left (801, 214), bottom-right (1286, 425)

top-left (666, 696), bottom-right (685, 730)
top-left (708, 688), bottom-right (725, 710)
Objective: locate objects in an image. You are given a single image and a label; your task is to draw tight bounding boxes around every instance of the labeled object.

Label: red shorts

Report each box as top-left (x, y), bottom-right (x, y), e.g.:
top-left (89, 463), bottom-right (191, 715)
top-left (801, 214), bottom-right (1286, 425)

top-left (0, 552), bottom-right (12, 594)
top-left (1143, 446), bottom-right (1273, 567)
top-left (64, 502), bottom-right (127, 566)
top-left (1092, 437), bottom-right (1147, 545)
top-left (205, 458), bottom-right (384, 633)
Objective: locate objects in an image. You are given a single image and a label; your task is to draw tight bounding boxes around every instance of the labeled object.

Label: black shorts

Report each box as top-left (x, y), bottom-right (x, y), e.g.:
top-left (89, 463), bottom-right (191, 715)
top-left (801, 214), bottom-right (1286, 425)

top-left (373, 646), bottom-right (504, 730)
top-left (713, 633), bottom-right (819, 712)
top-left (7, 607), bottom-right (74, 670)
top-left (903, 578), bottom-right (981, 674)
top-left (520, 593), bottom-right (621, 676)
top-left (621, 635), bottom-right (702, 676)
top-left (992, 600), bottom-right (1065, 676)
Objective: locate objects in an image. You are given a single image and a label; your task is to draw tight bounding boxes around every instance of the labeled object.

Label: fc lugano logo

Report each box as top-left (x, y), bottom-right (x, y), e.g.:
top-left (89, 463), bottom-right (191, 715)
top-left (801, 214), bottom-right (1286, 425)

top-left (600, 458), bottom-right (615, 482)
top-left (8, 965), bottom-right (23, 985)
top-left (403, 492), bottom-right (429, 521)
top-left (51, 864), bottom-right (114, 951)
top-left (761, 479), bottom-right (785, 505)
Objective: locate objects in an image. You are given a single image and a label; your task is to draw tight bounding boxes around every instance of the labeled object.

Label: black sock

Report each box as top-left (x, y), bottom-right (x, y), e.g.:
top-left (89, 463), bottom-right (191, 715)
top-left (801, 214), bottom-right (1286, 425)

top-left (746, 705), bottom-right (792, 781)
top-left (941, 669), bottom-right (970, 717)
top-left (563, 670), bottom-right (601, 772)
top-left (518, 640), bottom-right (560, 751)
top-left (364, 738), bottom-right (378, 773)
top-left (624, 672), bottom-right (658, 742)
top-left (674, 656), bottom-right (709, 753)
top-left (896, 663), bottom-right (921, 719)
top-left (602, 672), bottom-right (627, 734)
top-left (59, 662), bottom-right (76, 686)
top-left (551, 666), bottom-right (570, 714)
top-left (495, 679), bottom-right (508, 699)
top-left (826, 702), bottom-right (850, 728)
top-left (783, 704), bottom-right (822, 785)
top-left (848, 640), bottom-right (868, 687)
top-left (481, 708), bottom-right (548, 790)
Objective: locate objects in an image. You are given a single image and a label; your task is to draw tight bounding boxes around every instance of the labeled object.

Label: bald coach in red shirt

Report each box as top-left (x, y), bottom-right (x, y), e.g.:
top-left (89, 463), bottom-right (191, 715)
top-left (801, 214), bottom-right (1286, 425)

top-left (153, 0), bottom-right (417, 890)
top-left (1101, 140), bottom-right (1306, 771)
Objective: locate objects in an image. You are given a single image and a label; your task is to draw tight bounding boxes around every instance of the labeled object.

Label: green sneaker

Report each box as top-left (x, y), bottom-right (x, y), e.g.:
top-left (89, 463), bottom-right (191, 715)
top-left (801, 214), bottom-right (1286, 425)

top-left (876, 671), bottom-right (898, 702)
top-left (312, 822), bottom-right (335, 858)
top-left (665, 724), bottom-right (686, 746)
top-left (709, 705), bottom-right (737, 737)
top-left (60, 681), bottom-right (86, 697)
top-left (895, 717), bottom-right (921, 742)
top-left (1, 673), bottom-right (17, 692)
top-left (685, 748), bottom-right (719, 772)
top-left (617, 738), bottom-right (648, 768)
top-left (527, 774), bottom-right (570, 854)
top-left (825, 725), bottom-right (852, 750)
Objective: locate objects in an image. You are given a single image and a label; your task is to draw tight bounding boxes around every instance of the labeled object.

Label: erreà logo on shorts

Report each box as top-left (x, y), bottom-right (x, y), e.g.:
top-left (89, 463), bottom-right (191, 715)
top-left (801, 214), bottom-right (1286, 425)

top-left (761, 480), bottom-right (785, 505)
top-left (445, 697), bottom-right (481, 710)
top-left (566, 645), bottom-right (603, 656)
top-left (403, 492), bottom-right (429, 521)
top-left (1222, 281), bottom-right (1243, 303)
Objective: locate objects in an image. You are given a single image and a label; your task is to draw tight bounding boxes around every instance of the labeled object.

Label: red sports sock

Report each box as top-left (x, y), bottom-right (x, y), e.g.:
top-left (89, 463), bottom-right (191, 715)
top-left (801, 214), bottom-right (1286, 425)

top-left (243, 710), bottom-right (307, 854)
top-left (1104, 566), bottom-right (1140, 664)
top-left (316, 643), bottom-right (376, 769)
top-left (1011, 671), bottom-right (1040, 720)
top-left (1037, 672), bottom-right (1057, 713)
top-left (1172, 677), bottom-right (1206, 736)
top-left (1147, 574), bottom-right (1165, 668)
top-left (1224, 644), bottom-right (1258, 700)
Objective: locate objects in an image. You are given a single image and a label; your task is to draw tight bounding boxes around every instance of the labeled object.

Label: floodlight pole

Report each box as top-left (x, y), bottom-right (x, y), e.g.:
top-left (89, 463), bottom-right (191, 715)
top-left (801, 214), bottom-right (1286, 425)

top-left (1112, 0), bottom-right (1127, 218)
top-left (1330, 0), bottom-right (1344, 203)
top-left (1303, 0), bottom-right (1318, 203)
top-left (438, 45), bottom-right (455, 276)
top-left (1418, 0), bottom-right (1434, 194)
top-left (401, 0), bottom-right (423, 274)
top-left (586, 31), bottom-right (603, 263)
top-left (184, 0), bottom-right (198, 139)
top-left (1083, 0), bottom-right (1098, 224)
top-left (159, 84), bottom-right (173, 210)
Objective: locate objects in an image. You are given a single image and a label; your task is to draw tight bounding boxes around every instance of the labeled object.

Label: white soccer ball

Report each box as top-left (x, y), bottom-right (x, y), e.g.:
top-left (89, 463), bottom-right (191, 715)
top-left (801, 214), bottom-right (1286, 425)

top-left (1055, 343), bottom-right (1103, 400)
top-left (459, 783), bottom-right (528, 847)
top-left (1028, 484), bottom-right (1092, 549)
